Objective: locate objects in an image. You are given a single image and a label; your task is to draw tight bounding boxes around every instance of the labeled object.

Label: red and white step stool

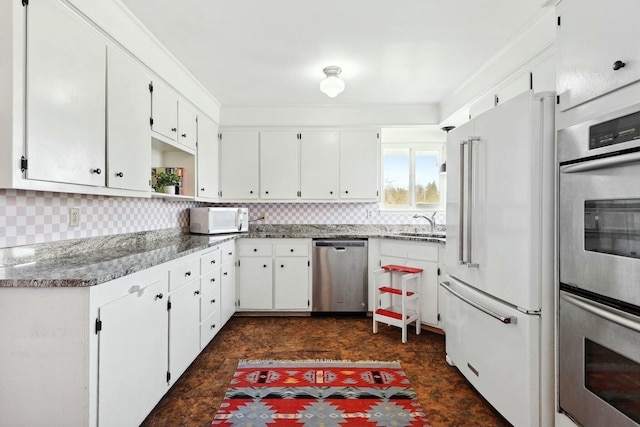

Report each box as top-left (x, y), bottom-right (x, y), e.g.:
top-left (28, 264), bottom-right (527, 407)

top-left (372, 264), bottom-right (422, 343)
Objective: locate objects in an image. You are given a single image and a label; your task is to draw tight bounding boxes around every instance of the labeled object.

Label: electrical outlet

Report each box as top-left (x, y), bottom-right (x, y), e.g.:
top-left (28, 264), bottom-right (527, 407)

top-left (259, 211), bottom-right (267, 220)
top-left (68, 207), bottom-right (80, 227)
top-left (367, 209), bottom-right (373, 218)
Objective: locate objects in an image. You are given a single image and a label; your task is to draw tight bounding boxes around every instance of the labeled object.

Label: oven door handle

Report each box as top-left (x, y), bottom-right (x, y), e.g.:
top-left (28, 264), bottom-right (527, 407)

top-left (440, 281), bottom-right (517, 324)
top-left (562, 292), bottom-right (640, 333)
top-left (560, 151), bottom-right (640, 174)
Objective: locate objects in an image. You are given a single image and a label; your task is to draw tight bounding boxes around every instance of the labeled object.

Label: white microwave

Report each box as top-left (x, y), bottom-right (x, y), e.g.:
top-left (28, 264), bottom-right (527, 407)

top-left (189, 207), bottom-right (249, 235)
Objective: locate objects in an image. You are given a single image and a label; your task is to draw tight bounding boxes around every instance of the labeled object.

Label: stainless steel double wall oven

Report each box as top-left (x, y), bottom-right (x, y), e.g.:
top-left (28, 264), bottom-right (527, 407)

top-left (558, 103), bottom-right (640, 427)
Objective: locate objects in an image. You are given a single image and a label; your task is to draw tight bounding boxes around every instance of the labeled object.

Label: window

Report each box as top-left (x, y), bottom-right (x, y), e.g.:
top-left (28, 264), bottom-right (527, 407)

top-left (381, 142), bottom-right (445, 210)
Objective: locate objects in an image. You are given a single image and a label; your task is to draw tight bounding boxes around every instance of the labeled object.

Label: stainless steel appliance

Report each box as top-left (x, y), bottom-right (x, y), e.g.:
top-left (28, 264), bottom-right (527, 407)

top-left (189, 207), bottom-right (249, 235)
top-left (558, 103), bottom-right (640, 427)
top-left (442, 90), bottom-right (556, 427)
top-left (312, 239), bottom-right (368, 312)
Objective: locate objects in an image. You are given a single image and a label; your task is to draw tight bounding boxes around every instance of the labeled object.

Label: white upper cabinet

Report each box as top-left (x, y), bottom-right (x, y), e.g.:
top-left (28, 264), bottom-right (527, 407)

top-left (260, 131), bottom-right (300, 200)
top-left (106, 46), bottom-right (151, 192)
top-left (196, 116), bottom-right (219, 200)
top-left (177, 101), bottom-right (198, 151)
top-left (26, 0), bottom-right (106, 187)
top-left (219, 131), bottom-right (260, 199)
top-left (557, 0), bottom-right (640, 111)
top-left (339, 130), bottom-right (380, 200)
top-left (300, 131), bottom-right (339, 200)
top-left (150, 80), bottom-right (178, 143)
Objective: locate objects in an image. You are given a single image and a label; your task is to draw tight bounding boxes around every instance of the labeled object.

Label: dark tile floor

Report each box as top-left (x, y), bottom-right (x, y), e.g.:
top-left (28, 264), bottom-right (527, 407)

top-left (141, 316), bottom-right (511, 427)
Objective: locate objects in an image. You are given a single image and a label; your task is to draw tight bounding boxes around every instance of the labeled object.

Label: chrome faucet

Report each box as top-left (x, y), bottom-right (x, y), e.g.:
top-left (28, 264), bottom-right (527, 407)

top-left (412, 213), bottom-right (436, 233)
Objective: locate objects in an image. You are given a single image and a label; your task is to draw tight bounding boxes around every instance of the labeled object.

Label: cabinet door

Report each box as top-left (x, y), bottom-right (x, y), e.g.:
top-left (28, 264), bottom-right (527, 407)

top-left (405, 259), bottom-right (440, 327)
top-left (219, 131), bottom-right (259, 199)
top-left (168, 279), bottom-right (201, 383)
top-left (98, 277), bottom-right (168, 427)
top-left (238, 257), bottom-right (272, 310)
top-left (106, 46), bottom-right (151, 192)
top-left (260, 131), bottom-right (300, 199)
top-left (178, 102), bottom-right (198, 150)
top-left (557, 0), bottom-right (640, 111)
top-left (197, 116), bottom-right (219, 200)
top-left (300, 131), bottom-right (339, 199)
top-left (339, 131), bottom-right (380, 200)
top-left (220, 258), bottom-right (236, 325)
top-left (274, 257), bottom-right (310, 310)
top-left (150, 80), bottom-right (178, 142)
top-left (26, 0), bottom-right (106, 186)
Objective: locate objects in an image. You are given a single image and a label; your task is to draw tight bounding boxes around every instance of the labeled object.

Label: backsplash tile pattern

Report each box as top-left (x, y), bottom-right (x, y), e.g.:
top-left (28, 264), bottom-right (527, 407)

top-left (0, 189), bottom-right (445, 249)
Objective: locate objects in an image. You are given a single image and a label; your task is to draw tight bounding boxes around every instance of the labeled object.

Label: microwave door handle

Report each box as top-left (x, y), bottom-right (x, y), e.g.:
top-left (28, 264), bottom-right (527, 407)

top-left (562, 292), bottom-right (640, 334)
top-left (440, 281), bottom-right (517, 324)
top-left (560, 151), bottom-right (640, 174)
top-left (236, 209), bottom-right (243, 231)
top-left (459, 140), bottom-right (466, 265)
top-left (466, 137), bottom-right (480, 268)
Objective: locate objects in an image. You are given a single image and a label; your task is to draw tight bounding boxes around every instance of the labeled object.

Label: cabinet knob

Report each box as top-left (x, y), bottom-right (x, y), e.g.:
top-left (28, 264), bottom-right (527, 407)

top-left (115, 172), bottom-right (124, 177)
top-left (290, 249), bottom-right (294, 252)
top-left (155, 293), bottom-right (164, 300)
top-left (224, 272), bottom-right (228, 276)
top-left (185, 271), bottom-right (192, 277)
top-left (211, 260), bottom-right (216, 264)
top-left (210, 324), bottom-right (216, 329)
top-left (330, 191), bottom-right (333, 195)
top-left (613, 60), bottom-right (626, 71)
top-left (211, 299), bottom-right (216, 304)
top-left (253, 248), bottom-right (258, 252)
top-left (263, 264), bottom-right (267, 268)
top-left (228, 252), bottom-right (233, 256)
top-left (280, 264), bottom-right (284, 268)
top-left (345, 190), bottom-right (349, 194)
top-left (249, 190), bottom-right (253, 194)
top-left (92, 168), bottom-right (102, 175)
top-left (194, 290), bottom-right (200, 295)
top-left (201, 187), bottom-right (205, 191)
top-left (265, 191), bottom-right (269, 195)
top-left (210, 277), bottom-right (216, 282)
top-left (182, 133), bottom-right (187, 138)
top-left (171, 127), bottom-right (177, 132)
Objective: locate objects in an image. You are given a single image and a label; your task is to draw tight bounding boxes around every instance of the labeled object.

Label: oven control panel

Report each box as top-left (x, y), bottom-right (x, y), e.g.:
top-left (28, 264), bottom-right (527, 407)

top-left (590, 110), bottom-right (640, 150)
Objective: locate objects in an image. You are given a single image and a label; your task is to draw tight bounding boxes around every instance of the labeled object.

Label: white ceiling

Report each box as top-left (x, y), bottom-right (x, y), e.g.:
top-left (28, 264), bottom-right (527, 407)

top-left (118, 0), bottom-right (546, 107)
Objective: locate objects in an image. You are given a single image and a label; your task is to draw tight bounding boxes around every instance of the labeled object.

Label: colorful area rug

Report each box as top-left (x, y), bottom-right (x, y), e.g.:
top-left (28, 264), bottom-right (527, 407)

top-left (211, 360), bottom-right (430, 426)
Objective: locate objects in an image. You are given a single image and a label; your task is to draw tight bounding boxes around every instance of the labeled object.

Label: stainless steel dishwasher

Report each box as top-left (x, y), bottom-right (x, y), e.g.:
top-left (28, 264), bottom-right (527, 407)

top-left (312, 239), bottom-right (368, 312)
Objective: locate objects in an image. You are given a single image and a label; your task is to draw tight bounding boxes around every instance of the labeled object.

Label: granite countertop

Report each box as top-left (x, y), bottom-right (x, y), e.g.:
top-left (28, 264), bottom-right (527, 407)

top-left (0, 225), bottom-right (444, 288)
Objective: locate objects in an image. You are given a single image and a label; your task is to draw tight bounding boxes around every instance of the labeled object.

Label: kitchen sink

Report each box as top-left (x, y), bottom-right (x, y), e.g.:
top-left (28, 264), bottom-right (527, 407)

top-left (397, 232), bottom-right (446, 239)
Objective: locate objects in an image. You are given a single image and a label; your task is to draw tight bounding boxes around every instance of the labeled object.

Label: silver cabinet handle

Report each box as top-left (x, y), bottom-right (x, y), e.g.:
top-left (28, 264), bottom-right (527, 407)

top-left (560, 151), bottom-right (640, 174)
top-left (440, 281), bottom-right (517, 324)
top-left (561, 292), bottom-right (640, 333)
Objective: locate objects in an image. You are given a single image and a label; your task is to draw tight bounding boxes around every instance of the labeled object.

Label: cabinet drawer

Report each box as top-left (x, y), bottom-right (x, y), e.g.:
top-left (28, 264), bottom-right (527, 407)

top-left (169, 258), bottom-right (200, 291)
top-left (380, 241), bottom-right (438, 262)
top-left (238, 243), bottom-right (272, 257)
top-left (200, 269), bottom-right (220, 294)
top-left (221, 244), bottom-right (236, 261)
top-left (275, 243), bottom-right (309, 257)
top-left (200, 249), bottom-right (221, 275)
top-left (200, 281), bottom-right (220, 321)
top-left (200, 310), bottom-right (221, 349)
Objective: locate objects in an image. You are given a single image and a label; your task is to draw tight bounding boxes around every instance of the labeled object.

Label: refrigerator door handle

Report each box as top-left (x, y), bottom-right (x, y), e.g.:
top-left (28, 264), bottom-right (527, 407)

top-left (459, 140), bottom-right (467, 265)
top-left (440, 281), bottom-right (517, 324)
top-left (466, 137), bottom-right (480, 268)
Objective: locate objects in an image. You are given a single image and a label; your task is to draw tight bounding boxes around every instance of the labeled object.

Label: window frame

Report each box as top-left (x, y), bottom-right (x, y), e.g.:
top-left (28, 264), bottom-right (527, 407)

top-left (380, 141), bottom-right (446, 212)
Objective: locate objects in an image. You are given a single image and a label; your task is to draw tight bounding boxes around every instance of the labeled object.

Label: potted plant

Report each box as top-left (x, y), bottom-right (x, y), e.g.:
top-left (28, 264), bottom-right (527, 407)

top-left (153, 171), bottom-right (181, 194)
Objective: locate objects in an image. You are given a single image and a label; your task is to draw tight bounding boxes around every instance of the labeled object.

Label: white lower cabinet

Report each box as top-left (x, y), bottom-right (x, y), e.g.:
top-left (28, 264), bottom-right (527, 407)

top-left (220, 241), bottom-right (237, 325)
top-left (237, 238), bottom-right (311, 311)
top-left (378, 240), bottom-right (443, 328)
top-left (168, 277), bottom-right (201, 385)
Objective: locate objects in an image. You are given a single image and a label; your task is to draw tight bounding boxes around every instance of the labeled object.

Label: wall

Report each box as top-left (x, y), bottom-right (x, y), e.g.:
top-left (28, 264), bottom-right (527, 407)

top-left (0, 189), bottom-right (444, 249)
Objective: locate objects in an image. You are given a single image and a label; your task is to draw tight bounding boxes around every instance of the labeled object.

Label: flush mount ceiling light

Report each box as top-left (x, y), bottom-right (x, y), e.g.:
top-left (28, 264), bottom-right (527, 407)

top-left (320, 66), bottom-right (345, 98)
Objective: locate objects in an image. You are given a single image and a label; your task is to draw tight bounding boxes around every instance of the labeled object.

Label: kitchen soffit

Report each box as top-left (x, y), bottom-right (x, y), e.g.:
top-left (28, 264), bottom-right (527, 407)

top-left (118, 0), bottom-right (546, 107)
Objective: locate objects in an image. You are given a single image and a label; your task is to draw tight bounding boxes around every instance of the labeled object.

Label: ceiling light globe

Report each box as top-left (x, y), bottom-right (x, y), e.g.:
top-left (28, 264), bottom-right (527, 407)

top-left (320, 66), bottom-right (345, 98)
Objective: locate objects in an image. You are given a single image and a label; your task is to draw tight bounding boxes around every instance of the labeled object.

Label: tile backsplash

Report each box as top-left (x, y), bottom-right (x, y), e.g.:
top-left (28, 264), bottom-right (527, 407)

top-left (0, 189), bottom-right (444, 248)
